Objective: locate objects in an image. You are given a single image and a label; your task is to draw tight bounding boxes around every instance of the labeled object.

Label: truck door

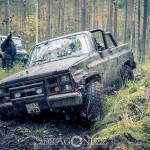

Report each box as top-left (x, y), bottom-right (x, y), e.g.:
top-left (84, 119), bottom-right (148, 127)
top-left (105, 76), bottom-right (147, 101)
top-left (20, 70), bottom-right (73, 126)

top-left (90, 29), bottom-right (118, 86)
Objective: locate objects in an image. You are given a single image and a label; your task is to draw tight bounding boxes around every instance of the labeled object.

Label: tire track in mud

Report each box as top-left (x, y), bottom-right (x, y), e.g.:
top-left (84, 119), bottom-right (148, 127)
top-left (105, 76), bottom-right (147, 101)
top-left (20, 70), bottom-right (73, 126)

top-left (0, 112), bottom-right (90, 150)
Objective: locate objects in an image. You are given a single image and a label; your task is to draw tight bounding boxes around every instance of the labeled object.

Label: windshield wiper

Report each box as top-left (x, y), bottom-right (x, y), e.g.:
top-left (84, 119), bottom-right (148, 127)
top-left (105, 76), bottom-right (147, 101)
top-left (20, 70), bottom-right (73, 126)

top-left (33, 59), bottom-right (48, 65)
top-left (33, 59), bottom-right (47, 63)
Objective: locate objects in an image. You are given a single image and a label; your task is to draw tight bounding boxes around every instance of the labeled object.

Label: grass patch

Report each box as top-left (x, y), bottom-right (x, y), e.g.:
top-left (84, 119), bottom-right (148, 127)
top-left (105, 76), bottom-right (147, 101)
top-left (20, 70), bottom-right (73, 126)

top-left (0, 63), bottom-right (24, 80)
top-left (34, 124), bottom-right (51, 134)
top-left (92, 60), bottom-right (150, 149)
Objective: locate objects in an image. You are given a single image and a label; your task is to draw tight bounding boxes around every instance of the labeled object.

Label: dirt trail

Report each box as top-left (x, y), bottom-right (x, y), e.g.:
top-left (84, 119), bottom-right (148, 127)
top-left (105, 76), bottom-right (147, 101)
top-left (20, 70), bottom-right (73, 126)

top-left (0, 113), bottom-right (90, 150)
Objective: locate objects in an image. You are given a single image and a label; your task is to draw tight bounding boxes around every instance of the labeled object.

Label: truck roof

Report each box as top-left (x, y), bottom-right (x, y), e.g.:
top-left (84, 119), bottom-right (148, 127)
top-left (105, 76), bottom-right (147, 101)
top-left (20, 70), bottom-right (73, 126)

top-left (37, 31), bottom-right (90, 45)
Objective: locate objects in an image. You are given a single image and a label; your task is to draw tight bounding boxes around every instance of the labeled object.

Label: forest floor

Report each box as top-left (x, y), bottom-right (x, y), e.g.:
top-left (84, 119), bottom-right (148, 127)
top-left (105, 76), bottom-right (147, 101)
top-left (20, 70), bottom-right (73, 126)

top-left (0, 61), bottom-right (150, 150)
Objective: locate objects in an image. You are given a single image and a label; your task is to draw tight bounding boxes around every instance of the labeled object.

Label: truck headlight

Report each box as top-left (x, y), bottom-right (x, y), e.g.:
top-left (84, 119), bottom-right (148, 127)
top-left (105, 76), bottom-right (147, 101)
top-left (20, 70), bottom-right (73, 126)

top-left (14, 92), bottom-right (21, 98)
top-left (36, 88), bottom-right (43, 94)
top-left (61, 75), bottom-right (70, 82)
top-left (62, 84), bottom-right (72, 91)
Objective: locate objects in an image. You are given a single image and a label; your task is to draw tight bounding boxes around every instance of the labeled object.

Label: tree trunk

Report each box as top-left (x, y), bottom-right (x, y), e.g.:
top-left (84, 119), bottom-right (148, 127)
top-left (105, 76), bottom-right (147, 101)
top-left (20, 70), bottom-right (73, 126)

top-left (81, 0), bottom-right (86, 31)
top-left (38, 0), bottom-right (41, 21)
top-left (47, 0), bottom-right (51, 39)
top-left (146, 4), bottom-right (150, 50)
top-left (37, 0), bottom-right (41, 36)
top-left (75, 0), bottom-right (77, 31)
top-left (57, 0), bottom-right (61, 36)
top-left (141, 0), bottom-right (148, 62)
top-left (19, 0), bottom-right (23, 35)
top-left (137, 0), bottom-right (141, 62)
top-left (4, 0), bottom-right (10, 34)
top-left (91, 0), bottom-right (94, 29)
top-left (93, 0), bottom-right (96, 29)
top-left (61, 0), bottom-right (65, 35)
top-left (2, 2), bottom-right (5, 35)
top-left (131, 0), bottom-right (136, 48)
top-left (96, 2), bottom-right (99, 28)
top-left (23, 0), bottom-right (27, 28)
top-left (89, 0), bottom-right (92, 29)
top-left (106, 0), bottom-right (113, 32)
top-left (113, 0), bottom-right (118, 41)
top-left (77, 0), bottom-right (80, 31)
top-left (124, 0), bottom-right (128, 43)
top-left (100, 0), bottom-right (105, 29)
top-left (127, 0), bottom-right (134, 41)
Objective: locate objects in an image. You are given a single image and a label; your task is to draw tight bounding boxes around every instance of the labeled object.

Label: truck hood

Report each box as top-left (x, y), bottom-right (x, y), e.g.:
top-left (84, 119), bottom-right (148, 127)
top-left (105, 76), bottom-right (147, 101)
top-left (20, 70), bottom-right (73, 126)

top-left (0, 54), bottom-right (88, 85)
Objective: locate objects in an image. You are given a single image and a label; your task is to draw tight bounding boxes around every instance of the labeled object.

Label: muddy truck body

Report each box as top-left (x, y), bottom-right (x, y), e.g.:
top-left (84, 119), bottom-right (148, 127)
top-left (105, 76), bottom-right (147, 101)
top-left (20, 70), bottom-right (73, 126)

top-left (0, 29), bottom-right (136, 123)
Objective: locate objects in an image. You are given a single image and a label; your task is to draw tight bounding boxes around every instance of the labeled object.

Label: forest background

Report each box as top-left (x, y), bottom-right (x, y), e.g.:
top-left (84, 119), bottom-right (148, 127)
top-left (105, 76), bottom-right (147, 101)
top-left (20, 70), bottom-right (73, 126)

top-left (0, 0), bottom-right (150, 62)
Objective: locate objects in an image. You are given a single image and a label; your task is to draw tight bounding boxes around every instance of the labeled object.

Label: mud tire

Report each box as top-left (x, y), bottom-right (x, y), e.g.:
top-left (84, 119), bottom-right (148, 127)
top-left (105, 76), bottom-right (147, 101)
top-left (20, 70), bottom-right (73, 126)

top-left (82, 81), bottom-right (103, 124)
top-left (121, 65), bottom-right (134, 83)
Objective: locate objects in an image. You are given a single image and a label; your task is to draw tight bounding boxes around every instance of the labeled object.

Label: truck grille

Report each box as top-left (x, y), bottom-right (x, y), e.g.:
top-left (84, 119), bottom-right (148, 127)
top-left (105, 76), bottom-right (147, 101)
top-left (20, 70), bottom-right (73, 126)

top-left (2, 73), bottom-right (74, 101)
top-left (10, 82), bottom-right (44, 101)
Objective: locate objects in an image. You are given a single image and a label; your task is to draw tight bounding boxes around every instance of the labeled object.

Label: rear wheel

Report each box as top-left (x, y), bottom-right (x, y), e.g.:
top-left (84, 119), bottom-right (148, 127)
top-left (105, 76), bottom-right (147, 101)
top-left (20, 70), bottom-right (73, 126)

top-left (81, 81), bottom-right (104, 124)
top-left (121, 65), bottom-right (134, 84)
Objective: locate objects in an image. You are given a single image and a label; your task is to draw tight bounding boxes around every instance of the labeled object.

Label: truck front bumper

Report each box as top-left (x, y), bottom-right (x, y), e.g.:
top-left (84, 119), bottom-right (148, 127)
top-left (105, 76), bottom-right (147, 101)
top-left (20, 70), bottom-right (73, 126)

top-left (48, 92), bottom-right (83, 108)
top-left (0, 92), bottom-right (83, 115)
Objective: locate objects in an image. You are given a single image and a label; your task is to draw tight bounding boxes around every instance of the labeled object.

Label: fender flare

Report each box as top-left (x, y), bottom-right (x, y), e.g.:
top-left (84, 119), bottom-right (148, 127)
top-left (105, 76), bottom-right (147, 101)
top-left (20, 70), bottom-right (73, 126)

top-left (80, 71), bottom-right (101, 85)
top-left (124, 59), bottom-right (136, 70)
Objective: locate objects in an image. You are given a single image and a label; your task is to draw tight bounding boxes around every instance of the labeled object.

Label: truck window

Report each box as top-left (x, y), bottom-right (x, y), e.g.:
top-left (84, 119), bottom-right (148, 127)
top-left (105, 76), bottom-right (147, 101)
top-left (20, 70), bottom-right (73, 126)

top-left (106, 36), bottom-right (115, 48)
top-left (91, 32), bottom-right (105, 52)
top-left (92, 32), bottom-right (105, 48)
top-left (105, 34), bottom-right (118, 48)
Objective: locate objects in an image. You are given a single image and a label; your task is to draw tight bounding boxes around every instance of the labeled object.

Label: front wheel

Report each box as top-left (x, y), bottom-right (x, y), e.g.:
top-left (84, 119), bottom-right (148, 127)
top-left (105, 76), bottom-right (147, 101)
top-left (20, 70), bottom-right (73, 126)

top-left (81, 81), bottom-right (104, 124)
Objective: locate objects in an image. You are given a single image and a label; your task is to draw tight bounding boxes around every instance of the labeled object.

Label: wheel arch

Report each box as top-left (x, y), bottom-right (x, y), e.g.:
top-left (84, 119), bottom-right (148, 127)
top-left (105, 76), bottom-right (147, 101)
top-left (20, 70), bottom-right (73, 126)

top-left (124, 58), bottom-right (136, 70)
top-left (124, 60), bottom-right (132, 68)
top-left (84, 73), bottom-right (101, 84)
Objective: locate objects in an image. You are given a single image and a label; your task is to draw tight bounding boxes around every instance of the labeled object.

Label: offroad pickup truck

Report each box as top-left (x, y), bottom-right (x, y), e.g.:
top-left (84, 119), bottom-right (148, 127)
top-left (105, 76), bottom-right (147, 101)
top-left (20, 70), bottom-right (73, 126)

top-left (0, 29), bottom-right (136, 123)
top-left (0, 36), bottom-right (29, 67)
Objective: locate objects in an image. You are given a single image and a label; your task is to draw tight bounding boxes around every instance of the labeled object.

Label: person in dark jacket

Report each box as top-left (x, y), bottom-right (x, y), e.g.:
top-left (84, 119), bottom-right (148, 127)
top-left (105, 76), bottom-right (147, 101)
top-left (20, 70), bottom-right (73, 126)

top-left (1, 32), bottom-right (16, 70)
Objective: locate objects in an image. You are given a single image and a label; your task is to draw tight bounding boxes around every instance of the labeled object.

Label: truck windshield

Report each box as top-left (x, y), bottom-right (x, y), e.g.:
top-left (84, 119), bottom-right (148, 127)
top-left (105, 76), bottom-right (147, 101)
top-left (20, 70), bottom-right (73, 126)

top-left (29, 34), bottom-right (90, 66)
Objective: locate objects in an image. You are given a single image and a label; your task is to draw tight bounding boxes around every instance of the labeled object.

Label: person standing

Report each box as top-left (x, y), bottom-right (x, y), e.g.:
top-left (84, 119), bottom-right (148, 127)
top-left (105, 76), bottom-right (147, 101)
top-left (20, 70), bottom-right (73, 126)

top-left (1, 32), bottom-right (16, 70)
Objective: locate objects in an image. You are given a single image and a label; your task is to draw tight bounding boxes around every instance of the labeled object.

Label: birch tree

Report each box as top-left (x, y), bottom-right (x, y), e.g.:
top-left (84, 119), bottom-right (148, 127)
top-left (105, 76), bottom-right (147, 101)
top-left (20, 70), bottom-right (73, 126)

top-left (141, 0), bottom-right (148, 62)
top-left (131, 0), bottom-right (136, 48)
top-left (124, 0), bottom-right (128, 43)
top-left (107, 0), bottom-right (113, 32)
top-left (137, 0), bottom-right (141, 61)
top-left (4, 0), bottom-right (10, 34)
top-left (61, 0), bottom-right (65, 35)
top-left (113, 0), bottom-right (118, 41)
top-left (81, 0), bottom-right (86, 31)
top-left (47, 0), bottom-right (51, 39)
